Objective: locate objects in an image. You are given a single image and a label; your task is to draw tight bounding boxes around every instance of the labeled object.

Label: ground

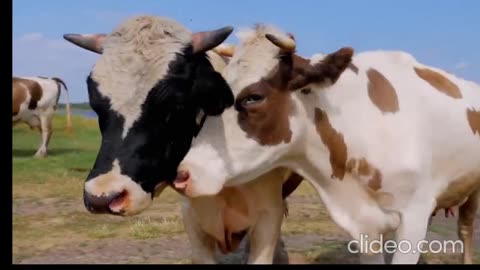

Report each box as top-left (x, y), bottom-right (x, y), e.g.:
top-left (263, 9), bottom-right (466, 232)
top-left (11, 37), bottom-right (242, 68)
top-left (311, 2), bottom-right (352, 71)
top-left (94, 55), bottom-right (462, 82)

top-left (12, 115), bottom-right (480, 264)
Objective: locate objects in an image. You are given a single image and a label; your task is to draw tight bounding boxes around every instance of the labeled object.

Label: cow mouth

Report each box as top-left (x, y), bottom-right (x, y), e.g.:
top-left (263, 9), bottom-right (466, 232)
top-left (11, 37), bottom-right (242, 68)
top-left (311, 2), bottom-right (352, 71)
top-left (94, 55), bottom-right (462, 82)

top-left (108, 190), bottom-right (129, 215)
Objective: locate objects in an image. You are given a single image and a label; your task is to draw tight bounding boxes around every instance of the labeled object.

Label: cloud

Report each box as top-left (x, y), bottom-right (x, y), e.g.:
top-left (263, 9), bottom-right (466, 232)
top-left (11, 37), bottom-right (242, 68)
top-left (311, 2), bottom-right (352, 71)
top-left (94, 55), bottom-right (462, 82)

top-left (453, 61), bottom-right (469, 70)
top-left (13, 32), bottom-right (100, 103)
top-left (17, 32), bottom-right (43, 43)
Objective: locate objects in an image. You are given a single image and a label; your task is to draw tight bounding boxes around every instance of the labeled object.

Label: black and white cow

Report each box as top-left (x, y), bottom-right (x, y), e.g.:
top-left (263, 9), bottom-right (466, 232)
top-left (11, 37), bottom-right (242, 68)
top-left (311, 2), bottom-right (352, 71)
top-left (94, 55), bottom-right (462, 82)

top-left (63, 15), bottom-right (235, 215)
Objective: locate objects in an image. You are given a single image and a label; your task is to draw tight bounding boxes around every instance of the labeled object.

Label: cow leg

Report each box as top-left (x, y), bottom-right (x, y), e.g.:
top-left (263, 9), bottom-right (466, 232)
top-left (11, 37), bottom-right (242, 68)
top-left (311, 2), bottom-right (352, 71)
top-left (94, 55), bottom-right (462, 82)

top-left (246, 201), bottom-right (284, 264)
top-left (390, 196), bottom-right (436, 264)
top-left (34, 112), bottom-right (53, 158)
top-left (181, 200), bottom-right (217, 264)
top-left (457, 188), bottom-right (479, 264)
top-left (358, 233), bottom-right (387, 264)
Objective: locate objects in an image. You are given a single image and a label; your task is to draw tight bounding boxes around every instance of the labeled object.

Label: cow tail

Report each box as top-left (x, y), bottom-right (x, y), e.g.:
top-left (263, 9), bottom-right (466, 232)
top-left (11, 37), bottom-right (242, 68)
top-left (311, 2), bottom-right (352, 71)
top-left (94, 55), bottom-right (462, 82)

top-left (51, 77), bottom-right (72, 131)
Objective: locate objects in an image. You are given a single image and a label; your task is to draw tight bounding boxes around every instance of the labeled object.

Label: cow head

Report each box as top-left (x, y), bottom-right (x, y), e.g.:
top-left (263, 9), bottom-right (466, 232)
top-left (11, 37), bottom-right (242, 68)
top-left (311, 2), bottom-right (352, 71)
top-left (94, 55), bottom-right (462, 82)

top-left (176, 24), bottom-right (353, 197)
top-left (63, 15), bottom-right (234, 216)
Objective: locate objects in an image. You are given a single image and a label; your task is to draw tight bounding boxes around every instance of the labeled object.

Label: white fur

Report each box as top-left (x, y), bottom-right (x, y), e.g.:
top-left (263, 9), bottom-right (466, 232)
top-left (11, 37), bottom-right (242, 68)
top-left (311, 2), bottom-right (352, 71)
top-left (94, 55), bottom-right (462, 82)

top-left (84, 159), bottom-right (152, 215)
top-left (91, 15), bottom-right (192, 138)
top-left (180, 25), bottom-right (480, 264)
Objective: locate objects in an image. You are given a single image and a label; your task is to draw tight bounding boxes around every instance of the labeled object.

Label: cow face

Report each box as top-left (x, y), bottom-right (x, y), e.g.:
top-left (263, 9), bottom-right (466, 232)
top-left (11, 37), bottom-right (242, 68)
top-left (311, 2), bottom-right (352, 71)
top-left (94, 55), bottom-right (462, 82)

top-left (175, 24), bottom-right (353, 197)
top-left (64, 15), bottom-right (234, 216)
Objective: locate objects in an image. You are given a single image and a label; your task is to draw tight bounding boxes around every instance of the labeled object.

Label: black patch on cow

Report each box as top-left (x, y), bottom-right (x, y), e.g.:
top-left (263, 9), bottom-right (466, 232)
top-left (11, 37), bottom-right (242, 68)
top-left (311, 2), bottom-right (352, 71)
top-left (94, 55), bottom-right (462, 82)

top-left (85, 45), bottom-right (233, 195)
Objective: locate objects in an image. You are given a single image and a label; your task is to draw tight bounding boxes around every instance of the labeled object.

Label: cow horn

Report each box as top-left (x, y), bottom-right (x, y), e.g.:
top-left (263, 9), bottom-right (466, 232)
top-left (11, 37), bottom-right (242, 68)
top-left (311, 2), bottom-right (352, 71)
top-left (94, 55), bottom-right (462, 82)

top-left (212, 43), bottom-right (235, 57)
top-left (191, 26), bottom-right (234, 54)
top-left (265, 33), bottom-right (296, 53)
top-left (63, 33), bottom-right (106, 54)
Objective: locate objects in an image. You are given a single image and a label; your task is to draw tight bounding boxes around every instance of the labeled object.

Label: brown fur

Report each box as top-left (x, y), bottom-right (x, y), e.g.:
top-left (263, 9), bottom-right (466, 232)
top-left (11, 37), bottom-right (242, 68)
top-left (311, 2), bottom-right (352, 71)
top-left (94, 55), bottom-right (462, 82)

top-left (466, 108), bottom-right (480, 136)
top-left (457, 188), bottom-right (479, 264)
top-left (346, 158), bottom-right (383, 191)
top-left (414, 67), bottom-right (462, 99)
top-left (281, 172), bottom-right (304, 217)
top-left (367, 68), bottom-right (400, 113)
top-left (12, 79), bottom-right (27, 116)
top-left (288, 48), bottom-right (354, 90)
top-left (236, 57), bottom-right (294, 146)
top-left (13, 77), bottom-right (43, 110)
top-left (314, 108), bottom-right (348, 180)
top-left (435, 172), bottom-right (480, 210)
top-left (434, 173), bottom-right (480, 264)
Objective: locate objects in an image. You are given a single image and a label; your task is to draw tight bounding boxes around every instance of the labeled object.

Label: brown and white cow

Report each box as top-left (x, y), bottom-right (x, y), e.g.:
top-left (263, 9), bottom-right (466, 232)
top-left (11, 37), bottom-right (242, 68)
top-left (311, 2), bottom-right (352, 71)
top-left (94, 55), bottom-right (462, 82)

top-left (175, 49), bottom-right (304, 264)
top-left (12, 76), bottom-right (72, 157)
top-left (175, 24), bottom-right (480, 264)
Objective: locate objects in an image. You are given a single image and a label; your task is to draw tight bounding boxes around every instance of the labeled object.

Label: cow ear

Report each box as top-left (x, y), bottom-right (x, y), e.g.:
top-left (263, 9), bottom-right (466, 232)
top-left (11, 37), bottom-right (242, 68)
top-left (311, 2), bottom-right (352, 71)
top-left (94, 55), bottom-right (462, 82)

top-left (191, 67), bottom-right (234, 116)
top-left (288, 47), bottom-right (354, 90)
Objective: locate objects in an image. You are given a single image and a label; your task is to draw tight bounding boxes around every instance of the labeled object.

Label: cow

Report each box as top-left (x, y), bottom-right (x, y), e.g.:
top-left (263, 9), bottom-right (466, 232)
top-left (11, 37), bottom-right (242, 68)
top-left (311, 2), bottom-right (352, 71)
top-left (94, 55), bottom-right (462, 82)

top-left (176, 49), bottom-right (304, 264)
top-left (12, 76), bottom-right (72, 157)
top-left (173, 24), bottom-right (480, 264)
top-left (64, 17), bottom-right (304, 262)
top-left (61, 15), bottom-right (235, 217)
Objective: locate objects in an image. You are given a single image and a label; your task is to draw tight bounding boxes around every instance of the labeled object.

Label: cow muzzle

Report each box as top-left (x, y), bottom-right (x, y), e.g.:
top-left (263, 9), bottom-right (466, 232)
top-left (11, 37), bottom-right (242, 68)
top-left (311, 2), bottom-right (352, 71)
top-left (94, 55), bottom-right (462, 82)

top-left (171, 169), bottom-right (194, 197)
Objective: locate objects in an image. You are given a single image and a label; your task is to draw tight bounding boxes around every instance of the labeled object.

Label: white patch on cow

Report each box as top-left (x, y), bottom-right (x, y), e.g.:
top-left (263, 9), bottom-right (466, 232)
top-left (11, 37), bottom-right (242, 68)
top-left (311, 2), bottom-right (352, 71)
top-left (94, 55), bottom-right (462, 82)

top-left (84, 159), bottom-right (152, 215)
top-left (90, 15), bottom-right (192, 138)
top-left (222, 25), bottom-right (289, 94)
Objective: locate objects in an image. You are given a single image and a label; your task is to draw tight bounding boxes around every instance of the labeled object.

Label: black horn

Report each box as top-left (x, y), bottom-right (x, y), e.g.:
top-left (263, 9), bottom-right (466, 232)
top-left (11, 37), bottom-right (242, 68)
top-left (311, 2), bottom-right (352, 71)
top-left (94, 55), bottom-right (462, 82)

top-left (191, 26), bottom-right (234, 54)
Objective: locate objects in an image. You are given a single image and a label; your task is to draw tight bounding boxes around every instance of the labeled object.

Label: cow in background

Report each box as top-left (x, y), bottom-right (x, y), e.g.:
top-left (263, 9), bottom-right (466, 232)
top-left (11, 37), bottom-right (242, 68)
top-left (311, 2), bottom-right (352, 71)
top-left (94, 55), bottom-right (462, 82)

top-left (12, 76), bottom-right (72, 157)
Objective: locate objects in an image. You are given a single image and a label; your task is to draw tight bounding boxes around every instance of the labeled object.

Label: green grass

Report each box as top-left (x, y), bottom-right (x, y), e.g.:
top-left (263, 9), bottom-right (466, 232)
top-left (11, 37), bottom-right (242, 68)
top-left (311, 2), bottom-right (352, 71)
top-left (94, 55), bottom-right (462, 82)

top-left (12, 115), bottom-right (186, 263)
top-left (13, 116), bottom-right (99, 200)
top-left (12, 114), bottom-right (480, 264)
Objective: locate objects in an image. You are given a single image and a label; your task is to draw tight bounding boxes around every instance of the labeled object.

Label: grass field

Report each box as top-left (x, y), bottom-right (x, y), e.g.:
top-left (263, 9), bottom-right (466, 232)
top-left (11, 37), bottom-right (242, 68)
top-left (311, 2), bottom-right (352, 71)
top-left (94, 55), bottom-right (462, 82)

top-left (12, 115), bottom-right (479, 264)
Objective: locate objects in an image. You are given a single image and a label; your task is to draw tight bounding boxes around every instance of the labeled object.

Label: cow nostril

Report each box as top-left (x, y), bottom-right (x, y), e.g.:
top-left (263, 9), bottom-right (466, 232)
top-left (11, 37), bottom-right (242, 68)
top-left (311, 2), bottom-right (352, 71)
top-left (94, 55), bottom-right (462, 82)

top-left (83, 190), bottom-right (124, 214)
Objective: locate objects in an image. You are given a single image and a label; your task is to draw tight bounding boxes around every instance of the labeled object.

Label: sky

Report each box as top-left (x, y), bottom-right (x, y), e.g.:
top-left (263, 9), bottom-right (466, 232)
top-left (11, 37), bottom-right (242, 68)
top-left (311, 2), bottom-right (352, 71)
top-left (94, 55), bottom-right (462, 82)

top-left (13, 0), bottom-right (480, 103)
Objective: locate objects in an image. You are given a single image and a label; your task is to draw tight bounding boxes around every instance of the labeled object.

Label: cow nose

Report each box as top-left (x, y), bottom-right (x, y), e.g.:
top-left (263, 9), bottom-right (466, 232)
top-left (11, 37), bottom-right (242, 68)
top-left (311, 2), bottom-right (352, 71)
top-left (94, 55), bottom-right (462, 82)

top-left (83, 190), bottom-right (122, 214)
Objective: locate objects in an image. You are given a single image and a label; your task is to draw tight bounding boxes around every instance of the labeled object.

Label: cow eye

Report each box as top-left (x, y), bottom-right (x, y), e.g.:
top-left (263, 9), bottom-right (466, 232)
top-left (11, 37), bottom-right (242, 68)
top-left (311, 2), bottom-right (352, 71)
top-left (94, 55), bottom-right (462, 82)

top-left (241, 94), bottom-right (265, 107)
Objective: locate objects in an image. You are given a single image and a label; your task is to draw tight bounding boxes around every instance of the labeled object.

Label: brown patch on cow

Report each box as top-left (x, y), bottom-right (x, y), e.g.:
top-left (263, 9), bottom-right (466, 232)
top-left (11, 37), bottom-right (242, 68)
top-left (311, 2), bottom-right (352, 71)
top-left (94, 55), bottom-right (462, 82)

top-left (314, 108), bottom-right (348, 180)
top-left (346, 158), bottom-right (383, 191)
top-left (12, 77), bottom-right (43, 110)
top-left (288, 48), bottom-right (354, 90)
top-left (12, 79), bottom-right (27, 116)
top-left (366, 68), bottom-right (400, 113)
top-left (435, 172), bottom-right (480, 210)
top-left (466, 108), bottom-right (480, 136)
top-left (414, 67), bottom-right (462, 99)
top-left (236, 55), bottom-right (294, 145)
top-left (348, 62), bottom-right (359, 74)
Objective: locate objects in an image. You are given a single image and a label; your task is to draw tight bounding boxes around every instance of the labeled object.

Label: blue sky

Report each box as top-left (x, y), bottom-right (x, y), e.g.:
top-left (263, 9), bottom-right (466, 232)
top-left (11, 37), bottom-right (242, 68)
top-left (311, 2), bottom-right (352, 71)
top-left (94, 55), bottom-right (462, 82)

top-left (13, 0), bottom-right (479, 103)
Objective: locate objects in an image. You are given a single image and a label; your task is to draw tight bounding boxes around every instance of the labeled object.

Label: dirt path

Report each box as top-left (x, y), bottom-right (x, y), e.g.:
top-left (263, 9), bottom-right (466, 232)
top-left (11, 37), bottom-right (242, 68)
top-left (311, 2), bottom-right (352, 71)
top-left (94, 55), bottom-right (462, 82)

top-left (13, 190), bottom-right (480, 264)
